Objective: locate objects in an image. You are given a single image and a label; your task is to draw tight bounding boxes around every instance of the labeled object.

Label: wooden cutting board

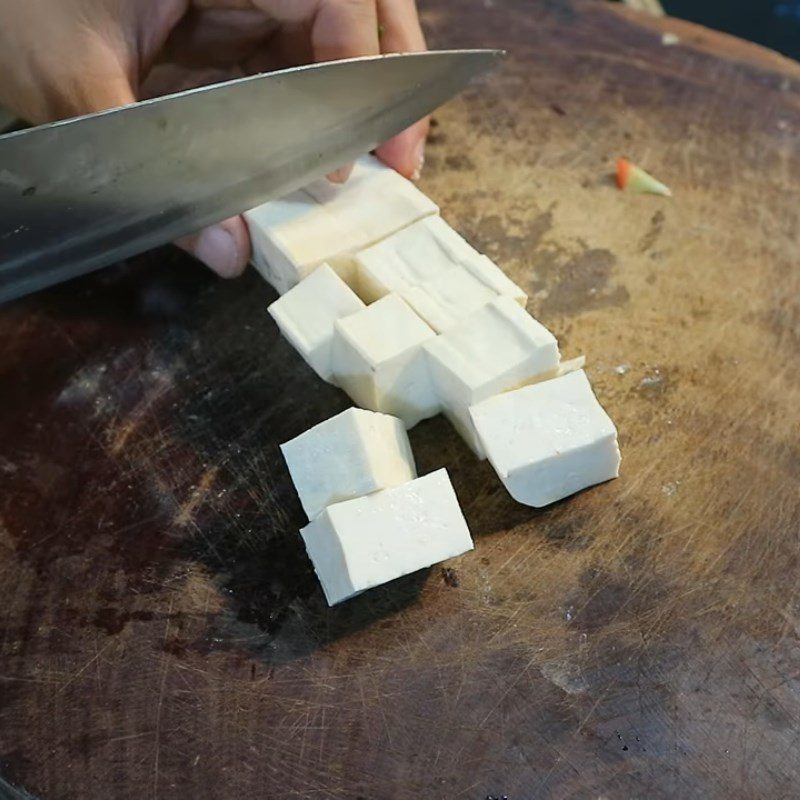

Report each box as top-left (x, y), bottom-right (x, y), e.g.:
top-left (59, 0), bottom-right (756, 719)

top-left (1, 1), bottom-right (799, 797)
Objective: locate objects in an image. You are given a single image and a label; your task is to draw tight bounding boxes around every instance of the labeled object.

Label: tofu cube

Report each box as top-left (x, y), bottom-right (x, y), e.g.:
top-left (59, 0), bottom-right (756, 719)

top-left (303, 157), bottom-right (438, 246)
top-left (355, 217), bottom-right (527, 330)
top-left (558, 355), bottom-right (586, 375)
top-left (424, 296), bottom-right (561, 456)
top-left (403, 266), bottom-right (499, 332)
top-left (244, 156), bottom-right (437, 295)
top-left (281, 407), bottom-right (416, 520)
top-left (244, 190), bottom-right (353, 295)
top-left (469, 369), bottom-right (621, 507)
top-left (267, 264), bottom-right (365, 383)
top-left (465, 255), bottom-right (528, 306)
top-left (333, 294), bottom-right (439, 428)
top-left (355, 216), bottom-right (482, 302)
top-left (300, 469), bottom-right (473, 605)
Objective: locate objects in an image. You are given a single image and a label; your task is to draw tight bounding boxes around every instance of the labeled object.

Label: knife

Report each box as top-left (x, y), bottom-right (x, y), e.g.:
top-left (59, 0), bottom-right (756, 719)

top-left (0, 49), bottom-right (503, 304)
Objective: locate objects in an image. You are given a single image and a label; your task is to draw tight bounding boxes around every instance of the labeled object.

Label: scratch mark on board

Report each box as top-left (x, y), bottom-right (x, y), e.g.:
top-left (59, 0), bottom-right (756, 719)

top-left (174, 467), bottom-right (219, 528)
top-left (152, 599), bottom-right (174, 800)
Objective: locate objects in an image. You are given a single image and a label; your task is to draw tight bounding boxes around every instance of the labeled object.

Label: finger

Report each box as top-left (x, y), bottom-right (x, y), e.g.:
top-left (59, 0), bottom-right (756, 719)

top-left (175, 217), bottom-right (251, 278)
top-left (377, 0), bottom-right (426, 53)
top-left (310, 0), bottom-right (381, 62)
top-left (374, 0), bottom-right (429, 179)
top-left (308, 0), bottom-right (380, 182)
top-left (140, 63), bottom-right (243, 100)
top-left (327, 164), bottom-right (355, 183)
top-left (160, 8), bottom-right (277, 70)
top-left (243, 22), bottom-right (312, 73)
top-left (375, 117), bottom-right (429, 180)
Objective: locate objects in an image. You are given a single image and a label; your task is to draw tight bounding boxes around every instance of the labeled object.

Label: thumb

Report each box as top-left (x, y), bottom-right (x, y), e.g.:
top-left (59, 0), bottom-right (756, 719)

top-left (175, 217), bottom-right (251, 279)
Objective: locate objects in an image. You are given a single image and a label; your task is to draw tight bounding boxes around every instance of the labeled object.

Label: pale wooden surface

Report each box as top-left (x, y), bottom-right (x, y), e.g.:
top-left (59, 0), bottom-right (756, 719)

top-left (620, 0), bottom-right (665, 16)
top-left (1, 1), bottom-right (799, 798)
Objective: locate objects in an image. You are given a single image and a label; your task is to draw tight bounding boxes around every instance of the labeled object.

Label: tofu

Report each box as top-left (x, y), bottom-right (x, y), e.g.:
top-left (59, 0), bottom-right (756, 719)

top-left (244, 190), bottom-right (353, 295)
top-left (281, 408), bottom-right (416, 520)
top-left (403, 257), bottom-right (528, 333)
top-left (424, 296), bottom-right (561, 456)
top-left (244, 156), bottom-right (437, 295)
top-left (558, 355), bottom-right (586, 376)
top-left (403, 266), bottom-right (498, 333)
top-left (469, 369), bottom-right (621, 507)
top-left (300, 469), bottom-right (473, 605)
top-left (267, 264), bottom-right (365, 384)
top-left (355, 217), bottom-right (483, 302)
top-left (303, 157), bottom-right (438, 245)
top-left (355, 217), bottom-right (526, 307)
top-left (465, 255), bottom-right (528, 307)
top-left (332, 294), bottom-right (439, 428)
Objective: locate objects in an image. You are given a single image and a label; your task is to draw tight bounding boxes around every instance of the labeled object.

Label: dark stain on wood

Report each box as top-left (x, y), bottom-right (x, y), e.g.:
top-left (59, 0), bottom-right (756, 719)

top-left (538, 247), bottom-right (630, 315)
top-left (440, 566), bottom-right (460, 587)
top-left (638, 209), bottom-right (666, 253)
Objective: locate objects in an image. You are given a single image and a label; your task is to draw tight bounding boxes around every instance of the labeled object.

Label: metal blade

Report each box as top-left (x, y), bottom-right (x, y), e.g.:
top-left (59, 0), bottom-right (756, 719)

top-left (0, 49), bottom-right (503, 304)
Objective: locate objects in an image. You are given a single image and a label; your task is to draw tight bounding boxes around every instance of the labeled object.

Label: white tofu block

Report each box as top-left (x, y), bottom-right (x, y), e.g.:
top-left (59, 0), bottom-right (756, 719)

top-left (469, 369), bottom-right (621, 507)
top-left (281, 408), bottom-right (416, 520)
top-left (466, 255), bottom-right (528, 307)
top-left (424, 296), bottom-right (561, 456)
top-left (402, 260), bottom-right (527, 334)
top-left (300, 469), bottom-right (473, 605)
top-left (355, 216), bottom-right (482, 302)
top-left (403, 266), bottom-right (498, 332)
top-left (303, 156), bottom-right (438, 243)
top-left (333, 294), bottom-right (439, 428)
top-left (244, 190), bottom-right (357, 294)
top-left (267, 264), bottom-right (365, 383)
top-left (245, 156), bottom-right (437, 295)
top-left (355, 218), bottom-right (527, 330)
top-left (558, 355), bottom-right (586, 376)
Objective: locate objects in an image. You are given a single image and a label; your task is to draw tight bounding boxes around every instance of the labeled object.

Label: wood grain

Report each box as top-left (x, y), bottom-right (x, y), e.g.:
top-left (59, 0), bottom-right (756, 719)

top-left (1, 1), bottom-right (799, 798)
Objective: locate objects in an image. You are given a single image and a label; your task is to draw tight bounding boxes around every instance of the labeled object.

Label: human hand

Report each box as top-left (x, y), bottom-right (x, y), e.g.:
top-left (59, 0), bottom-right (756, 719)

top-left (0, 0), bottom-right (429, 277)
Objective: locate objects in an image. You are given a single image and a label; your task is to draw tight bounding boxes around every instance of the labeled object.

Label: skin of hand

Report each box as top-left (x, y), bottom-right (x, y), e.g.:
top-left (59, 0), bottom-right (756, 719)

top-left (0, 0), bottom-right (429, 277)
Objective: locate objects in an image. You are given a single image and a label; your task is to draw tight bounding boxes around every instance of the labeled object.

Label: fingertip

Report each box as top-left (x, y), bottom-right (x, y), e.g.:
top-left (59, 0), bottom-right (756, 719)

top-left (326, 163), bottom-right (355, 184)
top-left (220, 217), bottom-right (251, 277)
top-left (311, 0), bottom-right (380, 63)
top-left (176, 218), bottom-right (250, 279)
top-left (376, 118), bottom-right (429, 180)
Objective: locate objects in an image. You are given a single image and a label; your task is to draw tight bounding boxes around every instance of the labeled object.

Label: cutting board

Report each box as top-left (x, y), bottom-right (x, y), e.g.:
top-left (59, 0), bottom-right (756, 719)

top-left (1, 1), bottom-right (799, 798)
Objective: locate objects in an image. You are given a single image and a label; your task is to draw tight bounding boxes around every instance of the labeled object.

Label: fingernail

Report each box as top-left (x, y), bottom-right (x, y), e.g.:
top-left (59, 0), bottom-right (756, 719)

top-left (327, 164), bottom-right (354, 184)
top-left (411, 139), bottom-right (426, 181)
top-left (192, 225), bottom-right (238, 277)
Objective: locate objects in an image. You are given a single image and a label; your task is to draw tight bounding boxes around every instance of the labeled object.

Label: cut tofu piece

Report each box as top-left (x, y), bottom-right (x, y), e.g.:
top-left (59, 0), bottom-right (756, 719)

top-left (300, 469), bottom-right (473, 605)
top-left (244, 190), bottom-right (352, 295)
top-left (332, 294), bottom-right (439, 428)
top-left (355, 216), bottom-right (526, 303)
top-left (424, 296), bottom-right (561, 456)
top-left (355, 217), bottom-right (526, 330)
top-left (403, 266), bottom-right (498, 333)
top-left (469, 369), bottom-right (621, 507)
top-left (355, 216), bottom-right (483, 302)
top-left (558, 355), bottom-right (586, 376)
top-left (303, 157), bottom-right (438, 241)
top-left (403, 256), bottom-right (528, 333)
top-left (281, 407), bottom-right (416, 520)
top-left (268, 264), bottom-right (365, 384)
top-left (466, 255), bottom-right (528, 306)
top-left (245, 156), bottom-right (437, 295)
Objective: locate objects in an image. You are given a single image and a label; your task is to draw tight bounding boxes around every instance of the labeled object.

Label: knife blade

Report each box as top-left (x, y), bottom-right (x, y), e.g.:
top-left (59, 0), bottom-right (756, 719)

top-left (0, 49), bottom-right (503, 304)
